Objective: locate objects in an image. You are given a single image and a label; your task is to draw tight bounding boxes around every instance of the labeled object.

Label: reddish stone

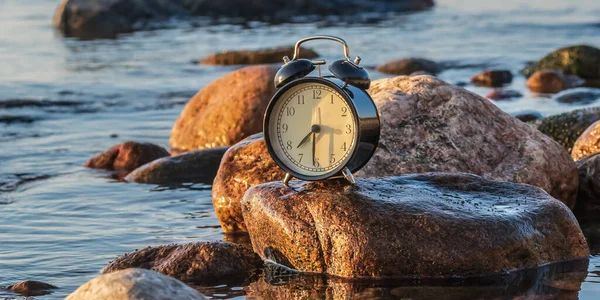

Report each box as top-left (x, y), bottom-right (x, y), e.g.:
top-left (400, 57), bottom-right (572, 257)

top-left (84, 141), bottom-right (169, 172)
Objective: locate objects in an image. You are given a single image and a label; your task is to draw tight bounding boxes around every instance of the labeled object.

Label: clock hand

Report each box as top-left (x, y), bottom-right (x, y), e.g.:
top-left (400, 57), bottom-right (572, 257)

top-left (312, 131), bottom-right (316, 166)
top-left (297, 124), bottom-right (321, 148)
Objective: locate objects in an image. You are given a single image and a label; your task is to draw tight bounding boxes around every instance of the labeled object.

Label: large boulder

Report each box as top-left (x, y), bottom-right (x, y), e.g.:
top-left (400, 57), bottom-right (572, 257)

top-left (200, 46), bottom-right (318, 65)
top-left (54, 0), bottom-right (435, 40)
top-left (170, 65), bottom-right (278, 153)
top-left (102, 241), bottom-right (262, 285)
top-left (375, 58), bottom-right (441, 75)
top-left (84, 141), bottom-right (169, 173)
top-left (125, 147), bottom-right (228, 184)
top-left (574, 154), bottom-right (600, 221)
top-left (522, 45), bottom-right (600, 79)
top-left (535, 107), bottom-right (600, 153)
top-left (212, 134), bottom-right (285, 233)
top-left (67, 268), bottom-right (207, 300)
top-left (241, 174), bottom-right (589, 278)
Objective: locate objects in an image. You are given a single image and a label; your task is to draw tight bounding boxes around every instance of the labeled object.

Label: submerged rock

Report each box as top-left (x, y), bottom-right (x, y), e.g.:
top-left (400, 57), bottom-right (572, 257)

top-left (53, 0), bottom-right (435, 40)
top-left (125, 147), bottom-right (228, 184)
top-left (522, 45), bottom-right (600, 79)
top-left (535, 107), bottom-right (600, 153)
top-left (486, 89), bottom-right (522, 100)
top-left (67, 268), bottom-right (207, 300)
top-left (511, 110), bottom-right (543, 123)
top-left (526, 69), bottom-right (584, 93)
top-left (170, 65), bottom-right (278, 153)
top-left (212, 134), bottom-right (285, 233)
top-left (200, 46), bottom-right (318, 65)
top-left (84, 141), bottom-right (169, 172)
top-left (470, 70), bottom-right (513, 87)
top-left (575, 154), bottom-right (600, 221)
top-left (242, 174), bottom-right (589, 278)
top-left (6, 280), bottom-right (56, 296)
top-left (102, 241), bottom-right (262, 285)
top-left (375, 58), bottom-right (441, 75)
top-left (554, 88), bottom-right (600, 105)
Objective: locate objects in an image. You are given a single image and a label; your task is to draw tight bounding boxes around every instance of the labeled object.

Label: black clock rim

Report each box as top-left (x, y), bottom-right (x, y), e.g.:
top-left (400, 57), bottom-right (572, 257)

top-left (263, 77), bottom-right (362, 181)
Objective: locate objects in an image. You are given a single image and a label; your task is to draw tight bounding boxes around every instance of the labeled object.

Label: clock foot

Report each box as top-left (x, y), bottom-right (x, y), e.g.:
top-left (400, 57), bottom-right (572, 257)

top-left (283, 173), bottom-right (292, 186)
top-left (342, 168), bottom-right (356, 185)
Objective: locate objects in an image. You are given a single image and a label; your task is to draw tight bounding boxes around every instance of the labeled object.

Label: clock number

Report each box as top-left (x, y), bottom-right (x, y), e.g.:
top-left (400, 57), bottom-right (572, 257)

top-left (330, 153), bottom-right (336, 164)
top-left (297, 95), bottom-right (305, 105)
top-left (286, 141), bottom-right (292, 150)
top-left (282, 123), bottom-right (288, 133)
top-left (330, 95), bottom-right (334, 104)
top-left (341, 106), bottom-right (348, 117)
top-left (313, 157), bottom-right (320, 167)
top-left (341, 142), bottom-right (347, 152)
top-left (313, 89), bottom-right (321, 99)
top-left (345, 124), bottom-right (352, 134)
top-left (286, 107), bottom-right (295, 116)
top-left (298, 153), bottom-right (303, 163)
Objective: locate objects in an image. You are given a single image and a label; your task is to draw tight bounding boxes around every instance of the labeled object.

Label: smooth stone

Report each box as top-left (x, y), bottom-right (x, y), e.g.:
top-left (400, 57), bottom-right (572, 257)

top-left (522, 45), bottom-right (600, 79)
top-left (170, 65), bottom-right (278, 153)
top-left (470, 70), bottom-right (513, 87)
top-left (572, 120), bottom-right (600, 160)
top-left (84, 141), bottom-right (169, 172)
top-left (200, 46), bottom-right (318, 65)
top-left (526, 69), bottom-right (584, 93)
top-left (574, 154), bottom-right (600, 221)
top-left (554, 87), bottom-right (600, 105)
top-left (5, 280), bottom-right (56, 296)
top-left (486, 89), bottom-right (523, 100)
top-left (511, 110), bottom-right (543, 123)
top-left (212, 133), bottom-right (285, 233)
top-left (125, 147), bottom-right (228, 185)
top-left (535, 107), bottom-right (600, 153)
top-left (66, 268), bottom-right (207, 300)
top-left (242, 174), bottom-right (589, 278)
top-left (375, 58), bottom-right (441, 75)
top-left (102, 241), bottom-right (262, 285)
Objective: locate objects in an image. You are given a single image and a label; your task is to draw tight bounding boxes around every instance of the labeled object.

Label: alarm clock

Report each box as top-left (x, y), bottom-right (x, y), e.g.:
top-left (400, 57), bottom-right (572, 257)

top-left (263, 35), bottom-right (380, 185)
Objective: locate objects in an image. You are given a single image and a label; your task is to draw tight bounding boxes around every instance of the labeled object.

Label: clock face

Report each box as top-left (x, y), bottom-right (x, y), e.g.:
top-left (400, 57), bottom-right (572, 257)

top-left (266, 80), bottom-right (358, 179)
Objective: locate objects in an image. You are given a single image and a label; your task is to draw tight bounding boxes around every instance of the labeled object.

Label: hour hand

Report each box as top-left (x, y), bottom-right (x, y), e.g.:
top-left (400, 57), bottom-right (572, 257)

top-left (297, 124), bottom-right (321, 148)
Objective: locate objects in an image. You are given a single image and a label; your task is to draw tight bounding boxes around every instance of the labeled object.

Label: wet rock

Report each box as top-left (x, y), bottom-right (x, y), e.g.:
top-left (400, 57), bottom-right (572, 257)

top-left (511, 110), bottom-right (543, 123)
top-left (54, 0), bottom-right (435, 40)
top-left (522, 45), bottom-right (600, 79)
top-left (535, 107), bottom-right (600, 152)
top-left (212, 134), bottom-right (285, 233)
top-left (526, 69), bottom-right (584, 93)
top-left (242, 174), bottom-right (589, 278)
top-left (486, 89), bottom-right (523, 100)
top-left (554, 88), bottom-right (600, 105)
top-left (362, 75), bottom-right (577, 208)
top-left (66, 268), bottom-right (207, 300)
top-left (125, 147), bottom-right (228, 185)
top-left (200, 46), bottom-right (318, 65)
top-left (102, 241), bottom-right (262, 285)
top-left (376, 58), bottom-right (441, 76)
top-left (470, 70), bottom-right (513, 87)
top-left (409, 70), bottom-right (434, 76)
top-left (6, 280), bottom-right (56, 296)
top-left (574, 154), bottom-right (600, 221)
top-left (84, 141), bottom-right (169, 172)
top-left (170, 65), bottom-right (278, 153)
top-left (572, 120), bottom-right (600, 160)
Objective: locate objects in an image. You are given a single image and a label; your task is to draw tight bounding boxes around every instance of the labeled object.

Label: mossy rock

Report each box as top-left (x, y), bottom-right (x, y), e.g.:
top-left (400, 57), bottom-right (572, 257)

top-left (534, 107), bottom-right (600, 152)
top-left (522, 45), bottom-right (600, 79)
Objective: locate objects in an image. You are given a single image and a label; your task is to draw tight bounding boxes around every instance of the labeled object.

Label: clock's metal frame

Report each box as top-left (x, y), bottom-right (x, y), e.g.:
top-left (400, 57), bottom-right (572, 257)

top-left (263, 76), bottom-right (380, 184)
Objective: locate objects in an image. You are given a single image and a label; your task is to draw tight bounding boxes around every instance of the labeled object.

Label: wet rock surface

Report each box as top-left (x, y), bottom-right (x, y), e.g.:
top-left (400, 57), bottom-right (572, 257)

top-left (125, 147), bottom-right (228, 185)
top-left (470, 70), bottom-right (513, 87)
top-left (486, 89), bottom-right (522, 100)
top-left (5, 280), bottom-right (57, 296)
top-left (535, 107), bottom-right (600, 153)
top-left (575, 154), bottom-right (600, 221)
top-left (200, 46), bottom-right (318, 65)
top-left (102, 241), bottom-right (262, 285)
top-left (511, 110), bottom-right (543, 123)
top-left (554, 88), bottom-right (600, 105)
top-left (212, 134), bottom-right (285, 233)
top-left (53, 0), bottom-right (435, 40)
top-left (522, 45), bottom-right (600, 79)
top-left (375, 58), bottom-right (441, 75)
top-left (362, 75), bottom-right (578, 207)
top-left (67, 268), bottom-right (208, 300)
top-left (170, 65), bottom-right (278, 153)
top-left (242, 174), bottom-right (589, 278)
top-left (526, 69), bottom-right (584, 93)
top-left (572, 120), bottom-right (600, 160)
top-left (84, 141), bottom-right (169, 172)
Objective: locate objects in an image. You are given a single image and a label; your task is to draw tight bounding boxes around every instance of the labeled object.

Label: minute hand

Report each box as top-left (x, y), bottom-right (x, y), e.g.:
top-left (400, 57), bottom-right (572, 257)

top-left (296, 131), bottom-right (313, 148)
